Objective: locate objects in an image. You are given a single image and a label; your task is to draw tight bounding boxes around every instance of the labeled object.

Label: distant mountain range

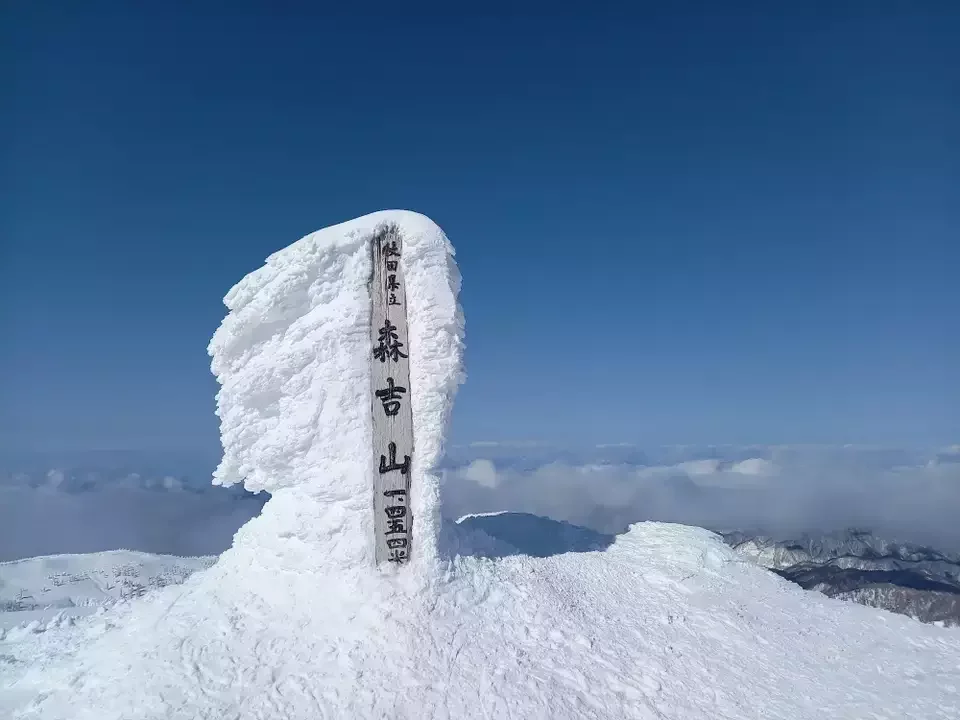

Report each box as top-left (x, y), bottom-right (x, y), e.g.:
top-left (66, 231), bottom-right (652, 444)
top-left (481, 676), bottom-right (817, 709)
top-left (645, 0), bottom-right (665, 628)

top-left (722, 529), bottom-right (960, 627)
top-left (0, 551), bottom-right (214, 633)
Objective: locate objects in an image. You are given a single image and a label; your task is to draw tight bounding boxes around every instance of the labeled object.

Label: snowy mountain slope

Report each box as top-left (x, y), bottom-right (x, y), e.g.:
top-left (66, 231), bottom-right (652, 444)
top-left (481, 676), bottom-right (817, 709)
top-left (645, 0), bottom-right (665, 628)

top-left (724, 530), bottom-right (960, 626)
top-left (723, 529), bottom-right (960, 574)
top-left (5, 519), bottom-right (960, 719)
top-left (3, 210), bottom-right (959, 719)
top-left (833, 585), bottom-right (960, 627)
top-left (0, 552), bottom-right (215, 632)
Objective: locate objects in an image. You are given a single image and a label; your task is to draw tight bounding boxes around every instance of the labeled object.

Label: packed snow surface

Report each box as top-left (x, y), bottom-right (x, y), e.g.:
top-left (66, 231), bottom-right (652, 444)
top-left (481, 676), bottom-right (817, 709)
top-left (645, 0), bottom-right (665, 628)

top-left (3, 210), bottom-right (959, 719)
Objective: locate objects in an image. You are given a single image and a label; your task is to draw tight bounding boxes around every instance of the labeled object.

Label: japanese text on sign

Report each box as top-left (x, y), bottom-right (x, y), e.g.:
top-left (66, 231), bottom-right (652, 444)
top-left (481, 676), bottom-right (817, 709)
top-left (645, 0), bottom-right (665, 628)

top-left (370, 226), bottom-right (414, 565)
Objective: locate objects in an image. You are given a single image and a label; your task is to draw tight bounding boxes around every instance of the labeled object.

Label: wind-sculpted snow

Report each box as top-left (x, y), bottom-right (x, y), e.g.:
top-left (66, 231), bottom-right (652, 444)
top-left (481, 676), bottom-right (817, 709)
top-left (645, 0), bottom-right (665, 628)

top-left (207, 209), bottom-right (463, 568)
top-left (3, 212), bottom-right (960, 719)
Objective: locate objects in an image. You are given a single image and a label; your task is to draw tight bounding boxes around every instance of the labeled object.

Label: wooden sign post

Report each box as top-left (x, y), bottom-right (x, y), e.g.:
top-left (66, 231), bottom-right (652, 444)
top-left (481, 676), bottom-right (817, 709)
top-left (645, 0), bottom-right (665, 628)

top-left (370, 225), bottom-right (414, 565)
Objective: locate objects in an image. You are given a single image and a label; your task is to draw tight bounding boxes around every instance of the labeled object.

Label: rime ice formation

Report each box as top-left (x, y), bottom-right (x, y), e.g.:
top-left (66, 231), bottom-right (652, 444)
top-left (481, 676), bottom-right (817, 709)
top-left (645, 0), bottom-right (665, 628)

top-left (208, 209), bottom-right (464, 570)
top-left (4, 212), bottom-right (960, 720)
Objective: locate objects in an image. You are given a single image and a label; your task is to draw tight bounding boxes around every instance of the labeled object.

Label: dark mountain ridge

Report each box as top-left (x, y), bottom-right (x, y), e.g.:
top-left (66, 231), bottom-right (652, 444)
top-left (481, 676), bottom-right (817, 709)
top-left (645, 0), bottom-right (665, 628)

top-left (722, 529), bottom-right (960, 627)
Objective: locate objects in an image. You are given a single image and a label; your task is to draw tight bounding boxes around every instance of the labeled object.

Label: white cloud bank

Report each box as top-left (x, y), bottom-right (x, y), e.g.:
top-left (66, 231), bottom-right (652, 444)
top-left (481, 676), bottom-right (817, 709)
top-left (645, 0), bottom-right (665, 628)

top-left (441, 444), bottom-right (960, 550)
top-left (0, 467), bottom-right (265, 562)
top-left (1, 443), bottom-right (957, 561)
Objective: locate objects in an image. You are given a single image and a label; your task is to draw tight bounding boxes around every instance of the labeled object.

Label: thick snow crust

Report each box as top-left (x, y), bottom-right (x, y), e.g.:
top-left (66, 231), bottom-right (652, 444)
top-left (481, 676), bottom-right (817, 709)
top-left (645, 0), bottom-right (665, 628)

top-left (3, 211), bottom-right (959, 719)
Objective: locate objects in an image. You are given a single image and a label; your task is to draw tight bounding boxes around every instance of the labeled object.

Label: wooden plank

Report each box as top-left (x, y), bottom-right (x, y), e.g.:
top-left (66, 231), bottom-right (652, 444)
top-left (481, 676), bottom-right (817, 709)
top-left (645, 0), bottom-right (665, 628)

top-left (369, 225), bottom-right (414, 565)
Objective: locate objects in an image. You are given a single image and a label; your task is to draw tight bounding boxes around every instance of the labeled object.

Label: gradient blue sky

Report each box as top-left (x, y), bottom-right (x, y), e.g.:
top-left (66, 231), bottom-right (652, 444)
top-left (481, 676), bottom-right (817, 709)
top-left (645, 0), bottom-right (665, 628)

top-left (2, 3), bottom-right (958, 453)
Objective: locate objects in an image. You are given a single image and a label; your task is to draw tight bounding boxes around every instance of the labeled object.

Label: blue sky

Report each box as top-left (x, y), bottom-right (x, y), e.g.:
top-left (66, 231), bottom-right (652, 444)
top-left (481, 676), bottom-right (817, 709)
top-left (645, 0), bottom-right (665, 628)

top-left (2, 4), bottom-right (958, 453)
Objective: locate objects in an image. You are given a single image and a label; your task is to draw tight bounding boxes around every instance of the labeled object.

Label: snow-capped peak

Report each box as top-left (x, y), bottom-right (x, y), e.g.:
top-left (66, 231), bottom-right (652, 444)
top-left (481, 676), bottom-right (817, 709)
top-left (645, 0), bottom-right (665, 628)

top-left (4, 212), bottom-right (959, 720)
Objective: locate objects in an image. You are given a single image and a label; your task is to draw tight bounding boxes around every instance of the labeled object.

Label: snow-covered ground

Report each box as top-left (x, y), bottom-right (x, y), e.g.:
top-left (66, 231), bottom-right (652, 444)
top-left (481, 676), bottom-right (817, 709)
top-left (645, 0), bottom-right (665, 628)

top-left (0, 551), bottom-right (214, 633)
top-left (3, 519), bottom-right (959, 719)
top-left (2, 211), bottom-right (958, 719)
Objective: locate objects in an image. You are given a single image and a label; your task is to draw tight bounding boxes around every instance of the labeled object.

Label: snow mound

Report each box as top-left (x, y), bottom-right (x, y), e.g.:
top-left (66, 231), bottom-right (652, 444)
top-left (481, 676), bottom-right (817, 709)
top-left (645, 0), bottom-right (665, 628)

top-left (5, 211), bottom-right (960, 719)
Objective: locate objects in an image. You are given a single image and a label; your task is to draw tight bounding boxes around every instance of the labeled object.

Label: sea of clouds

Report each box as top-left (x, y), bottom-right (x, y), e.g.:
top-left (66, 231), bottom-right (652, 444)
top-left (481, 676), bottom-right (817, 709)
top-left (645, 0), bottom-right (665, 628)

top-left (439, 443), bottom-right (960, 550)
top-left (1, 444), bottom-right (957, 561)
top-left (0, 450), bottom-right (266, 562)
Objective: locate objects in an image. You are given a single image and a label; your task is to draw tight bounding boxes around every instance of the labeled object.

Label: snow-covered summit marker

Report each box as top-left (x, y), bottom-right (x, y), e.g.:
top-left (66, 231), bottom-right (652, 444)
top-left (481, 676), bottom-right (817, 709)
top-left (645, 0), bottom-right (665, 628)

top-left (208, 210), bottom-right (463, 570)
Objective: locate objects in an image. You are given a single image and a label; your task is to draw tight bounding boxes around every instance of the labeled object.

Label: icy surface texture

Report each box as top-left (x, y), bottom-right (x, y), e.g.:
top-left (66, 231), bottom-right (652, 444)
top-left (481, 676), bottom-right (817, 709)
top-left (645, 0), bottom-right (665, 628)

top-left (208, 209), bottom-right (463, 569)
